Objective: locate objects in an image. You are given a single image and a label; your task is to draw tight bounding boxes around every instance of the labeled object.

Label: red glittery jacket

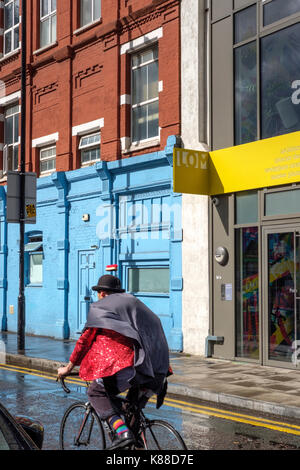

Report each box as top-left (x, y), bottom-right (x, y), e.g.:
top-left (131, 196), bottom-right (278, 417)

top-left (69, 327), bottom-right (134, 381)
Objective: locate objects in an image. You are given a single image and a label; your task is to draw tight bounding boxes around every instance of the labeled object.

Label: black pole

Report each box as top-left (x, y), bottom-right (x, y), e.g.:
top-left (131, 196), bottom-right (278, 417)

top-left (18, 0), bottom-right (27, 352)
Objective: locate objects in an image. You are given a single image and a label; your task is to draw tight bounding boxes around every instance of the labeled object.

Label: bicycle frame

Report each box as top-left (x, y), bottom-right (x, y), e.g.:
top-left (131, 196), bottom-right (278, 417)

top-left (73, 404), bottom-right (94, 447)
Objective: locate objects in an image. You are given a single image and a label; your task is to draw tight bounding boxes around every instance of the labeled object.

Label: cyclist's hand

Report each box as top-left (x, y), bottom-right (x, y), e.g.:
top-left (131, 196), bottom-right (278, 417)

top-left (57, 366), bottom-right (70, 379)
top-left (57, 362), bottom-right (74, 379)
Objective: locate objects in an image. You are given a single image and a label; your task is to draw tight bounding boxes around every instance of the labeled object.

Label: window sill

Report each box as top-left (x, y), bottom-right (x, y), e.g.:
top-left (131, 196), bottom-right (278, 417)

top-left (81, 159), bottom-right (101, 168)
top-left (122, 138), bottom-right (160, 154)
top-left (0, 47), bottom-right (21, 63)
top-left (33, 42), bottom-right (58, 56)
top-left (128, 291), bottom-right (169, 297)
top-left (73, 18), bottom-right (102, 36)
top-left (26, 283), bottom-right (43, 288)
top-left (39, 170), bottom-right (56, 178)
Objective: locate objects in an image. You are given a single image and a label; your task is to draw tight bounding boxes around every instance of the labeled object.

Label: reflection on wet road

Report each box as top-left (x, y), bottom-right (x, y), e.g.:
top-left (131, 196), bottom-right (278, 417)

top-left (0, 364), bottom-right (300, 450)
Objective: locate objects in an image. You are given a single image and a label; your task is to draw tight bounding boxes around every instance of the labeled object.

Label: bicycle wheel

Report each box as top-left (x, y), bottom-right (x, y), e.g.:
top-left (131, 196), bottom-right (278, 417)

top-left (143, 420), bottom-right (187, 450)
top-left (60, 402), bottom-right (106, 450)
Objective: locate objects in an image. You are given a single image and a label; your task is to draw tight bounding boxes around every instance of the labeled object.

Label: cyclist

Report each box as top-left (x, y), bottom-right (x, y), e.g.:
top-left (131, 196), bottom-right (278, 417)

top-left (57, 274), bottom-right (172, 450)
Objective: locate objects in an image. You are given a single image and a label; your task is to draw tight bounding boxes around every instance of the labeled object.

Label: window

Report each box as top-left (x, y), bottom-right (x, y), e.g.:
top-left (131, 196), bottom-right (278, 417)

top-left (265, 189), bottom-right (300, 216)
top-left (233, 5), bottom-right (300, 145)
top-left (80, 0), bottom-right (101, 27)
top-left (235, 41), bottom-right (257, 145)
top-left (40, 0), bottom-right (57, 48)
top-left (131, 46), bottom-right (159, 143)
top-left (235, 191), bottom-right (258, 224)
top-left (3, 104), bottom-right (19, 174)
top-left (25, 235), bottom-right (43, 285)
top-left (234, 5), bottom-right (256, 44)
top-left (40, 146), bottom-right (56, 174)
top-left (128, 267), bottom-right (169, 294)
top-left (261, 23), bottom-right (300, 140)
top-left (263, 0), bottom-right (300, 27)
top-left (235, 227), bottom-right (259, 359)
top-left (4, 0), bottom-right (19, 55)
top-left (79, 132), bottom-right (100, 165)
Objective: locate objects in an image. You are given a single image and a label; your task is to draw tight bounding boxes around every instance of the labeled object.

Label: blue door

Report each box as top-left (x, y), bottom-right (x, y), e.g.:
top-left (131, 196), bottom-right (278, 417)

top-left (78, 250), bottom-right (97, 331)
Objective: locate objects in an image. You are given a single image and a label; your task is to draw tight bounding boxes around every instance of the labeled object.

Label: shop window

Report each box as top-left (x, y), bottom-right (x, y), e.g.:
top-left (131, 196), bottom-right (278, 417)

top-left (80, 0), bottom-right (101, 28)
top-left (79, 132), bottom-right (100, 165)
top-left (235, 227), bottom-right (259, 359)
top-left (40, 146), bottom-right (56, 175)
top-left (131, 45), bottom-right (159, 143)
top-left (40, 0), bottom-right (57, 48)
top-left (267, 231), bottom-right (295, 362)
top-left (263, 0), bottom-right (300, 27)
top-left (3, 104), bottom-right (19, 174)
top-left (4, 0), bottom-right (19, 55)
top-left (25, 235), bottom-right (43, 285)
top-left (128, 267), bottom-right (169, 294)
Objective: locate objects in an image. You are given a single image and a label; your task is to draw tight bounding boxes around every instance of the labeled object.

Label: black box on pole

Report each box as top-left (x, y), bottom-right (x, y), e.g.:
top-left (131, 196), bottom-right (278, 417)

top-left (7, 171), bottom-right (37, 224)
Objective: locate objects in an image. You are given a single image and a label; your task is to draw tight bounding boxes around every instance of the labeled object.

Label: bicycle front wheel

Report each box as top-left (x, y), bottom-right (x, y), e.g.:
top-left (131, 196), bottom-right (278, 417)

top-left (143, 420), bottom-right (187, 450)
top-left (60, 402), bottom-right (106, 450)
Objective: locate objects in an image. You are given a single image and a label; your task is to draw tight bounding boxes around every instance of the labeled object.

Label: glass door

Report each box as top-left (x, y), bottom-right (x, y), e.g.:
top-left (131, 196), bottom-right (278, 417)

top-left (263, 227), bottom-right (300, 367)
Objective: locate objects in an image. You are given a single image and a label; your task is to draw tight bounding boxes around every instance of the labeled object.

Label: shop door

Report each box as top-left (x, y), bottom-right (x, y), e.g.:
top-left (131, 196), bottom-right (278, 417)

top-left (77, 250), bottom-right (97, 331)
top-left (263, 227), bottom-right (300, 367)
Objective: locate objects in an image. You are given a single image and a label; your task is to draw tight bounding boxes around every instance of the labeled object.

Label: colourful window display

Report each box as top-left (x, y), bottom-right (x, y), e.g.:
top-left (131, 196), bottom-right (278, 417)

top-left (235, 227), bottom-right (259, 359)
top-left (268, 232), bottom-right (296, 362)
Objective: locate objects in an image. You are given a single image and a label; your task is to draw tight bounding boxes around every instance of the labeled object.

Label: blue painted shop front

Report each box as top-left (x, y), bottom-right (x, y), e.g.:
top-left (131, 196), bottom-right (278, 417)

top-left (0, 136), bottom-right (183, 351)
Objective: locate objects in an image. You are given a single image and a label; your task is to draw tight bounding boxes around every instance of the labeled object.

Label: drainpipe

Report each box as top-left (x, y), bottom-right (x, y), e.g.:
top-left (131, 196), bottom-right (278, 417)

top-left (205, 335), bottom-right (224, 358)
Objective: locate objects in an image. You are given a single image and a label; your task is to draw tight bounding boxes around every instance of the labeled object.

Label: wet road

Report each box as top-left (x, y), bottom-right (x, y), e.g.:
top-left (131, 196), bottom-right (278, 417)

top-left (0, 364), bottom-right (300, 451)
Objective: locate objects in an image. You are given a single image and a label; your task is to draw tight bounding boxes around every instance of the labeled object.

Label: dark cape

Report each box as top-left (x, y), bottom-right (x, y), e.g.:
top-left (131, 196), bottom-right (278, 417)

top-left (84, 293), bottom-right (171, 407)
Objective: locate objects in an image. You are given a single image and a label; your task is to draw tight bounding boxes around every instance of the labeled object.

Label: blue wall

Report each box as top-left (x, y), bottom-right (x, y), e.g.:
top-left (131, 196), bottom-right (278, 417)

top-left (0, 136), bottom-right (183, 351)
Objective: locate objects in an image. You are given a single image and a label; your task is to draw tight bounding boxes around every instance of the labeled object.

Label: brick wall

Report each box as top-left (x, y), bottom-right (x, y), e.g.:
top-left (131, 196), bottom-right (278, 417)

top-left (0, 0), bottom-right (180, 178)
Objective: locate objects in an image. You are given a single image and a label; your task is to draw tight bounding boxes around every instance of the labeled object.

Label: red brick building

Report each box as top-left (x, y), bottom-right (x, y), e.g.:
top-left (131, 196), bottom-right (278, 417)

top-left (0, 0), bottom-right (180, 176)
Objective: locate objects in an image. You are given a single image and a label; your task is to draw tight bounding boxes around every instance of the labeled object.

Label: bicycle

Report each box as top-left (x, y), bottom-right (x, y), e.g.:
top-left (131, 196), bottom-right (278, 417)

top-left (57, 375), bottom-right (188, 451)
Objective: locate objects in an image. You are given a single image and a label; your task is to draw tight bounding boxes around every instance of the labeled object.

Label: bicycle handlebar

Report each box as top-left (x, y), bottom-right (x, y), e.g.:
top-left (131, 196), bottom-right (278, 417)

top-left (56, 376), bottom-right (71, 394)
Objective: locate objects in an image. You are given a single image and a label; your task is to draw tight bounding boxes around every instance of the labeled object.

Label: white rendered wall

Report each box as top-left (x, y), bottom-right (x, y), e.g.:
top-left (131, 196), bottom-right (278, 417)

top-left (181, 0), bottom-right (210, 355)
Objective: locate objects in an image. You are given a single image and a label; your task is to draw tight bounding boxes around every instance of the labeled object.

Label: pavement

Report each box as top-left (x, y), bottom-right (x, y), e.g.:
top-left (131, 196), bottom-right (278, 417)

top-left (2, 331), bottom-right (300, 421)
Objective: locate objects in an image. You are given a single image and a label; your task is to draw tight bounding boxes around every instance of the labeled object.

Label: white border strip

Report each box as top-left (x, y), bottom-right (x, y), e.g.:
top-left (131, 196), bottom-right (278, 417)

top-left (120, 94), bottom-right (131, 105)
top-left (120, 27), bottom-right (163, 55)
top-left (32, 132), bottom-right (59, 148)
top-left (72, 118), bottom-right (104, 136)
top-left (0, 91), bottom-right (21, 106)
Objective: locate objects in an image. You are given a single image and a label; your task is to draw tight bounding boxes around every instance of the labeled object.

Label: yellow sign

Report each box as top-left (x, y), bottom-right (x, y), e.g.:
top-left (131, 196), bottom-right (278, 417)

top-left (25, 204), bottom-right (36, 218)
top-left (174, 131), bottom-right (300, 195)
top-left (173, 148), bottom-right (210, 195)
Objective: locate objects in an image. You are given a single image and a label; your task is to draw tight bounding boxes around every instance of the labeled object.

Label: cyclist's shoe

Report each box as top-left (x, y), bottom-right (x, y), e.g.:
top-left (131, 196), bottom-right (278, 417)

top-left (108, 429), bottom-right (135, 450)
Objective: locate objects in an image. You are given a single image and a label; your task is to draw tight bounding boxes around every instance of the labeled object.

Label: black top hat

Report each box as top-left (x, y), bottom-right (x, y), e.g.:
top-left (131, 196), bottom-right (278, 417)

top-left (92, 274), bottom-right (125, 293)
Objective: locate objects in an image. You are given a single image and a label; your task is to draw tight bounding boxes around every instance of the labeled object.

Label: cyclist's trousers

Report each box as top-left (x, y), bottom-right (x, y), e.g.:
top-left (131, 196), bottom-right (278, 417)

top-left (87, 366), bottom-right (134, 420)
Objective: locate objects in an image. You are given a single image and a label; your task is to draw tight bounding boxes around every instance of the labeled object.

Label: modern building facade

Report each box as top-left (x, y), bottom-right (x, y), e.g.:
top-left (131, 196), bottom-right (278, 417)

top-left (0, 0), bottom-right (183, 351)
top-left (181, 0), bottom-right (300, 367)
top-left (209, 0), bottom-right (300, 369)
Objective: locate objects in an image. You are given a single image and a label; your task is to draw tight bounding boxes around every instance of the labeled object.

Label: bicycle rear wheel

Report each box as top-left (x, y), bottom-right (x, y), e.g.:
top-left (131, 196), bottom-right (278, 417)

top-left (143, 420), bottom-right (187, 450)
top-left (60, 402), bottom-right (106, 450)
